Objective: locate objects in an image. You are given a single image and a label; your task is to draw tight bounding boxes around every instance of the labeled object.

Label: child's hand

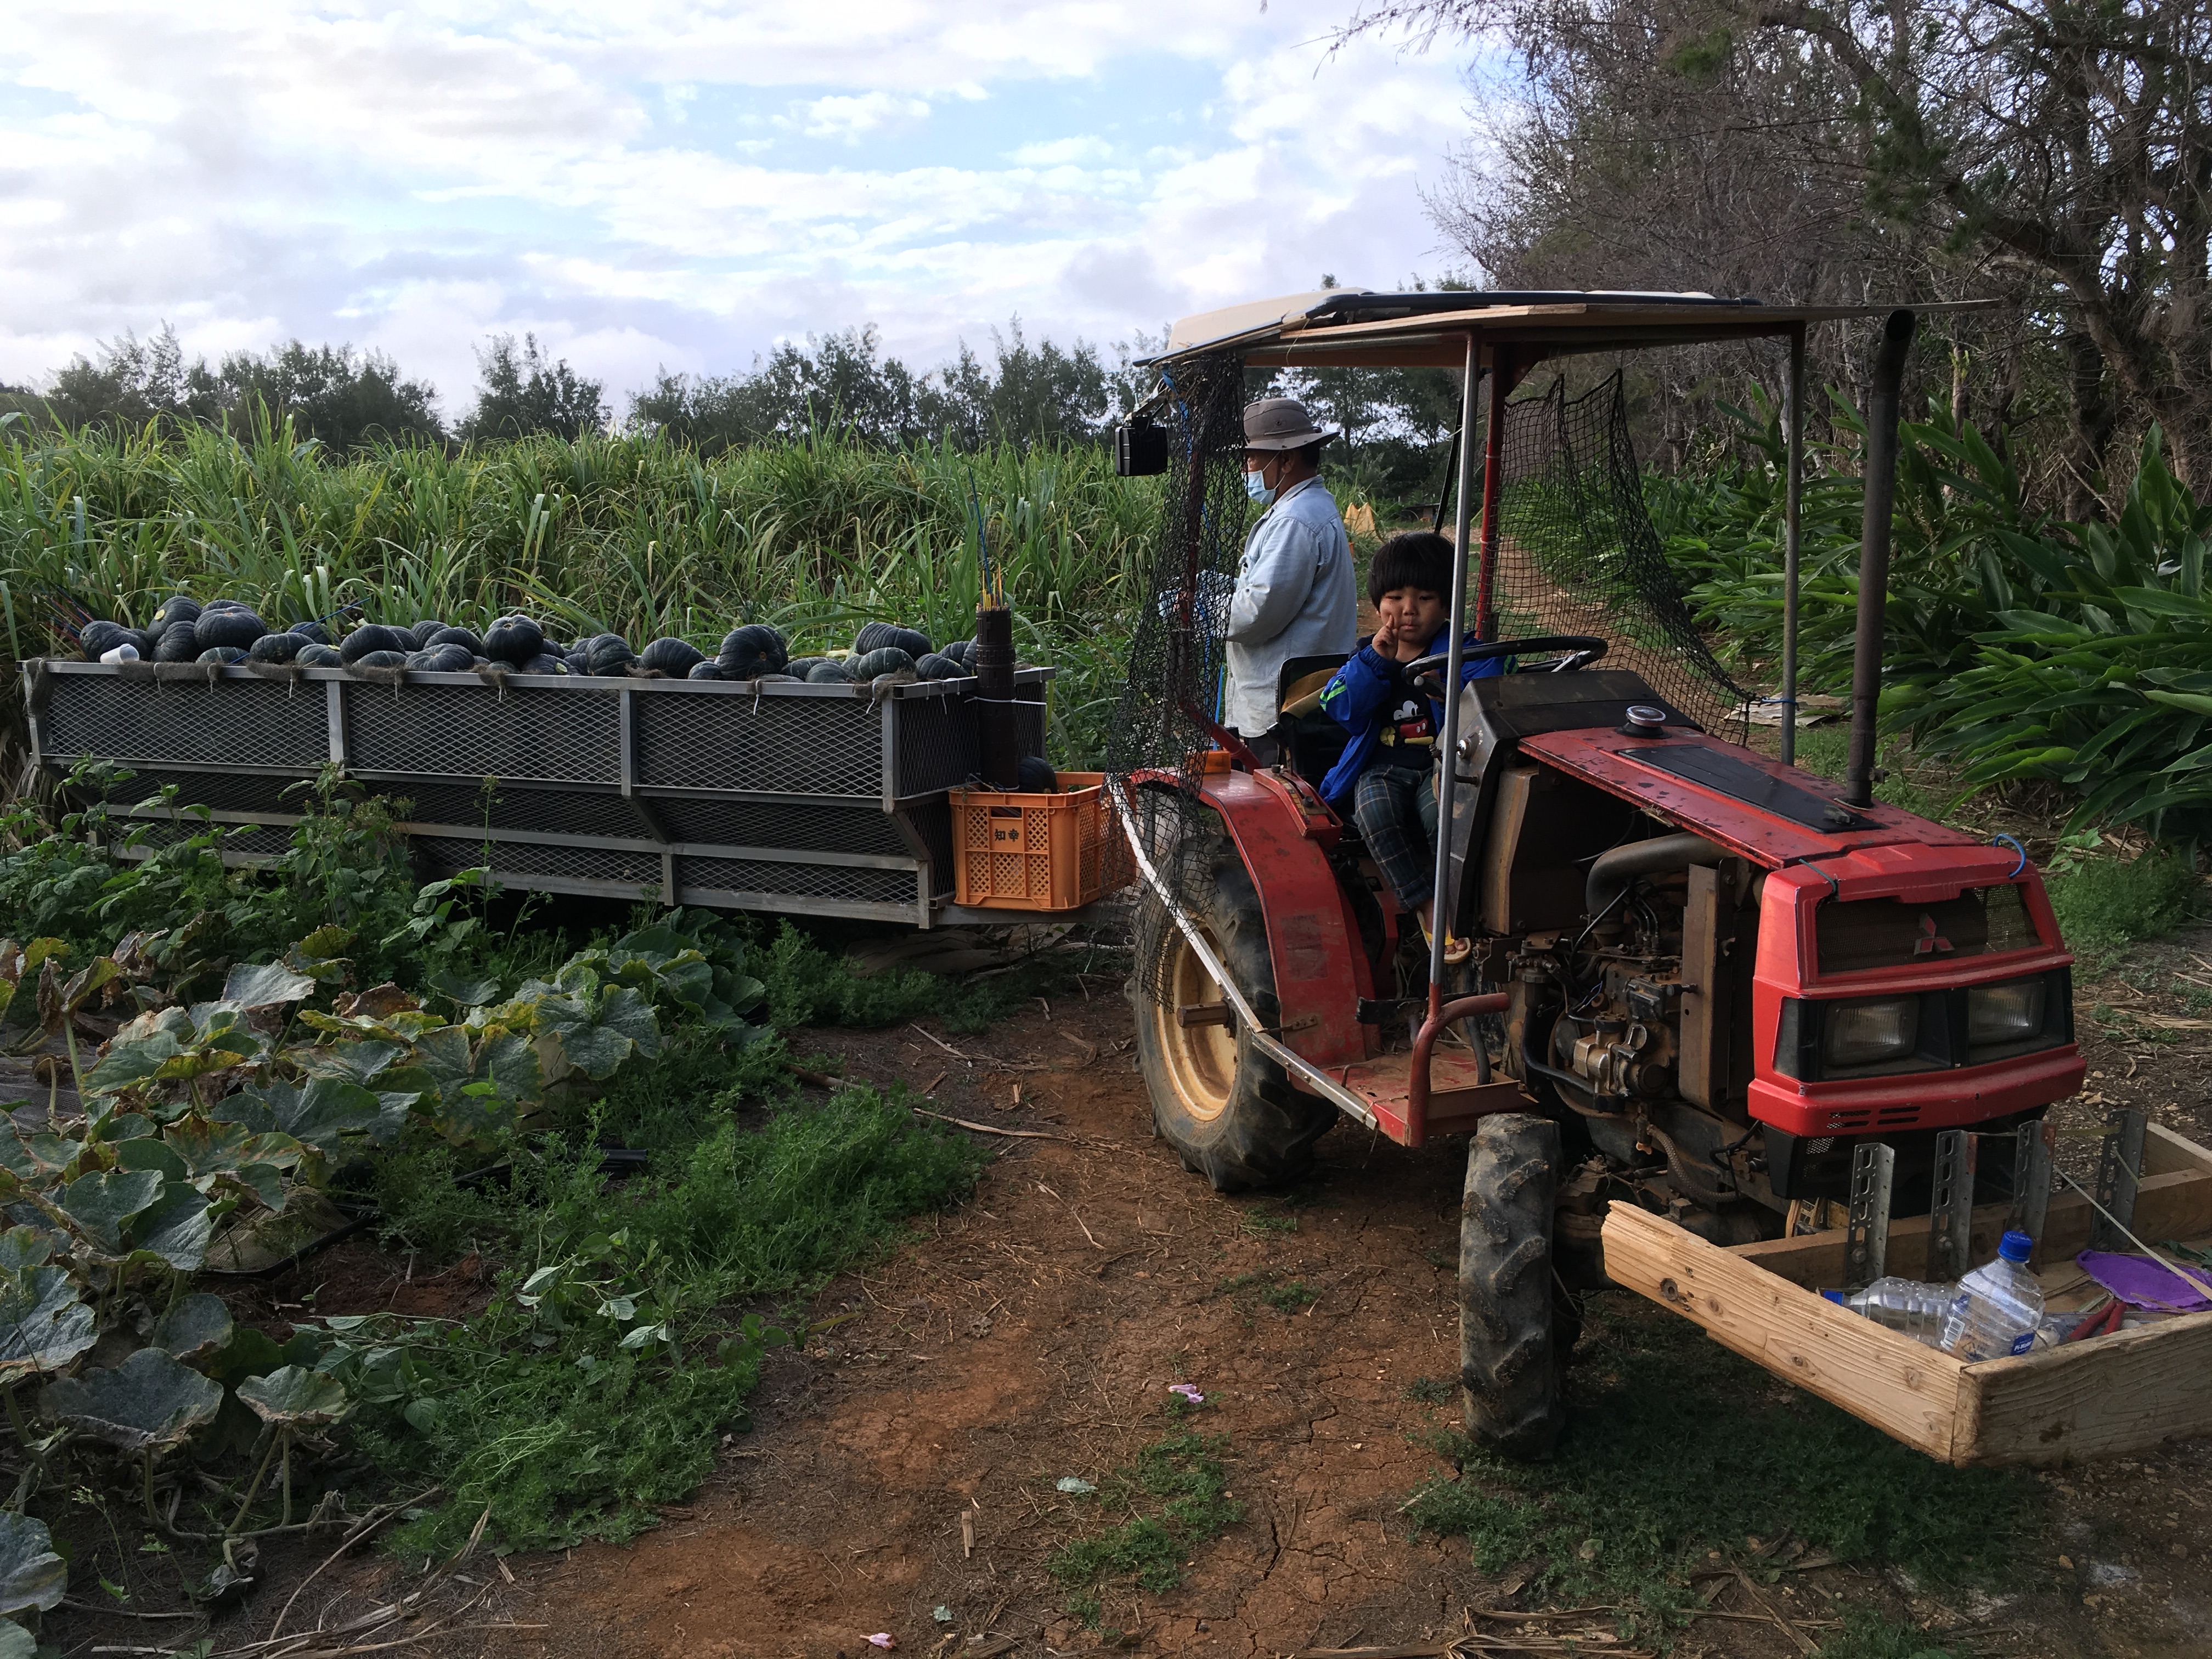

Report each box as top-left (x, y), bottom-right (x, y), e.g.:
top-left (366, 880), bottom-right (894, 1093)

top-left (1372, 616), bottom-right (1397, 653)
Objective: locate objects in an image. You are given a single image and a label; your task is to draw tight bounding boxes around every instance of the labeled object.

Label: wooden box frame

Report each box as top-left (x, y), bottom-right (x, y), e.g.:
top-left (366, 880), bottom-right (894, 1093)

top-left (1600, 1122), bottom-right (2212, 1465)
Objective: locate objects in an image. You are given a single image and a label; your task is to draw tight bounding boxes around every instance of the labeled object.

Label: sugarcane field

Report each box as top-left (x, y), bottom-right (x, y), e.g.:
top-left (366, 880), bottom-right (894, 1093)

top-left (4, 5), bottom-right (2212, 1658)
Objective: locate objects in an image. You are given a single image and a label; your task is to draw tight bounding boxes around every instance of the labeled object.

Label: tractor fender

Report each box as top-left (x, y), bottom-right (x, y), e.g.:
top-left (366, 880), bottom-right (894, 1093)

top-left (1196, 768), bottom-right (1378, 1067)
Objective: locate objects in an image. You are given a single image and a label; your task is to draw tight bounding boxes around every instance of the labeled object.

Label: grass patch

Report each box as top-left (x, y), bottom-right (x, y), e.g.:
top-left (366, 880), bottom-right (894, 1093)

top-left (753, 919), bottom-right (1085, 1033)
top-left (1790, 729), bottom-right (1955, 823)
top-left (1812, 1611), bottom-right (1965, 1659)
top-left (1239, 1207), bottom-right (1297, 1237)
top-left (1217, 1268), bottom-right (1313, 1317)
top-left (2046, 847), bottom-right (2200, 951)
top-left (1402, 1301), bottom-right (2038, 1632)
top-left (1402, 1375), bottom-right (1455, 1406)
top-left (1048, 1421), bottom-right (1244, 1622)
top-left (353, 1051), bottom-right (989, 1553)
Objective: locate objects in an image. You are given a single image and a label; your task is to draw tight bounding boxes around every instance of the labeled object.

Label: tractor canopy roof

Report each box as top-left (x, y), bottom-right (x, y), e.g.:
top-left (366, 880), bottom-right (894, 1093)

top-left (1148, 288), bottom-right (1993, 371)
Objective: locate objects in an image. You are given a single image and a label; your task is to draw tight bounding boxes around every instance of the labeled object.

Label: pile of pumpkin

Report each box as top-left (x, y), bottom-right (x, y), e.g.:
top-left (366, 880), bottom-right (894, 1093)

top-left (76, 602), bottom-right (981, 685)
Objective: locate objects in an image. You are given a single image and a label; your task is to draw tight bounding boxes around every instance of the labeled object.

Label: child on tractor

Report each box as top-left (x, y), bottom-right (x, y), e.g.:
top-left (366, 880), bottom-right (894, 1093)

top-left (1316, 531), bottom-right (1501, 963)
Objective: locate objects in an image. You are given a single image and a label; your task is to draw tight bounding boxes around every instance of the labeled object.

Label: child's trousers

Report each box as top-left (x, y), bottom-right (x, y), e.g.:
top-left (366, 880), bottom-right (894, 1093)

top-left (1352, 764), bottom-right (1439, 911)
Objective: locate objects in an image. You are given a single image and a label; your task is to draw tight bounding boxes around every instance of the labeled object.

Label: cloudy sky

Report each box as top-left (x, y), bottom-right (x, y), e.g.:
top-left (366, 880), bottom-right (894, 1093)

top-left (0, 1), bottom-right (1478, 420)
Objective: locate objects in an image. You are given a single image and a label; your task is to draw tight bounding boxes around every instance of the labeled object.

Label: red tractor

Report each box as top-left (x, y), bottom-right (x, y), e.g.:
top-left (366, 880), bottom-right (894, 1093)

top-left (1114, 294), bottom-right (2084, 1457)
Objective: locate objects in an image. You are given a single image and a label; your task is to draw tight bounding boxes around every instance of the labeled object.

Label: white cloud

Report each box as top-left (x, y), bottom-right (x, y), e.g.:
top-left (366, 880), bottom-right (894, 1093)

top-left (0, 1), bottom-right (1475, 411)
top-left (793, 91), bottom-right (932, 142)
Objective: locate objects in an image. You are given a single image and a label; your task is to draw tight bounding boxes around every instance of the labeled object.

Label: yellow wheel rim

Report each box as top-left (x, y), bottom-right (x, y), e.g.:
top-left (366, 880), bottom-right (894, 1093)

top-left (1152, 926), bottom-right (1238, 1124)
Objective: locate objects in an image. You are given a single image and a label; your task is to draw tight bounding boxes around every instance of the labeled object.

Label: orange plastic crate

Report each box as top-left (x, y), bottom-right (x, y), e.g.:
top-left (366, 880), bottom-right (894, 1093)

top-left (949, 770), bottom-right (1130, 911)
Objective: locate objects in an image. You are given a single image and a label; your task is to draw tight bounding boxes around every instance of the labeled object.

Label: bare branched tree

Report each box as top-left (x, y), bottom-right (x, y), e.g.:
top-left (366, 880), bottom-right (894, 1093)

top-left (1344, 0), bottom-right (2212, 500)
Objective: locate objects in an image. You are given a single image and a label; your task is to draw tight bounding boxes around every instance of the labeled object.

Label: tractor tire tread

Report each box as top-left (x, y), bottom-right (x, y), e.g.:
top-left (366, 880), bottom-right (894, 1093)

top-left (1459, 1113), bottom-right (1566, 1462)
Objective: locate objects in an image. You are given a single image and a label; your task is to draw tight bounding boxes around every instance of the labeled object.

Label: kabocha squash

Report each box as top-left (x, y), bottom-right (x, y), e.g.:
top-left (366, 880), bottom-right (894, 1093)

top-left (78, 620), bottom-right (127, 659)
top-left (297, 643), bottom-right (345, 667)
top-left (153, 624), bottom-right (202, 662)
top-left (482, 615), bottom-right (545, 664)
top-left (409, 619), bottom-right (449, 648)
top-left (195, 607), bottom-right (266, 650)
top-left (913, 652), bottom-right (964, 681)
top-left (584, 633), bottom-right (635, 676)
top-left (639, 636), bottom-right (703, 676)
top-left (407, 643), bottom-right (478, 672)
top-left (1017, 755), bottom-right (1059, 792)
top-left (687, 661), bottom-right (725, 680)
top-left (783, 655), bottom-right (826, 680)
top-left (849, 646), bottom-right (914, 680)
top-left (353, 650), bottom-right (409, 669)
top-left (717, 623), bottom-right (788, 679)
top-left (517, 652), bottom-right (568, 675)
top-left (854, 622), bottom-right (932, 658)
top-left (804, 660), bottom-right (852, 684)
top-left (149, 596), bottom-right (201, 634)
top-left (428, 625), bottom-right (484, 656)
top-left (340, 623), bottom-right (411, 663)
top-left (289, 620), bottom-right (331, 645)
top-left (196, 646), bottom-right (247, 665)
top-left (248, 632), bottom-right (304, 663)
top-left (941, 638), bottom-right (975, 669)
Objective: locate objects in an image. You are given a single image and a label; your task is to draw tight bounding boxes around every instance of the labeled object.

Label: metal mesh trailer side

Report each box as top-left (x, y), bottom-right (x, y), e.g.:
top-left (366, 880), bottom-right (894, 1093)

top-left (24, 661), bottom-right (1048, 928)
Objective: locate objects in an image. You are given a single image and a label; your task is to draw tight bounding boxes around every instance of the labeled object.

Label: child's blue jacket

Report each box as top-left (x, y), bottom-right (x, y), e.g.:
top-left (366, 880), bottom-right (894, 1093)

top-left (1313, 627), bottom-right (1504, 809)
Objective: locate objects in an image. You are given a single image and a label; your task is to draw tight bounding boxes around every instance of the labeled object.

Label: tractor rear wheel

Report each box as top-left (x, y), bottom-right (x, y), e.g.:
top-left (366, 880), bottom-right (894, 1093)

top-left (1130, 838), bottom-right (1336, 1191)
top-left (1460, 1113), bottom-right (1567, 1459)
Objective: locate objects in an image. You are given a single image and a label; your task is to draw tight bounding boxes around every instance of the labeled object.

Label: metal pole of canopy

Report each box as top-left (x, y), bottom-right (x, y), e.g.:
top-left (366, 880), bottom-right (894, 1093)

top-left (1781, 321), bottom-right (1806, 766)
top-left (1428, 332), bottom-right (1486, 1000)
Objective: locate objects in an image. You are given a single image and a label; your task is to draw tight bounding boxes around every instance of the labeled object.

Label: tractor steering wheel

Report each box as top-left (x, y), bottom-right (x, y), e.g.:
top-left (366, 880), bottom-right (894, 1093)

top-left (1404, 634), bottom-right (1610, 686)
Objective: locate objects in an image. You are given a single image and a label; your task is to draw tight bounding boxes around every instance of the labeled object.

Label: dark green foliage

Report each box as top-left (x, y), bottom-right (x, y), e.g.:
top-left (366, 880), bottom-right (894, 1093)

top-left (1401, 1302), bottom-right (2036, 1628)
top-left (634, 319), bottom-right (1124, 455)
top-left (459, 334), bottom-right (606, 443)
top-left (1813, 1611), bottom-right (1965, 1659)
top-left (2045, 847), bottom-right (2200, 950)
top-left (1047, 1425), bottom-right (1244, 1607)
top-left (358, 1083), bottom-right (987, 1552)
top-left (752, 921), bottom-right (1014, 1033)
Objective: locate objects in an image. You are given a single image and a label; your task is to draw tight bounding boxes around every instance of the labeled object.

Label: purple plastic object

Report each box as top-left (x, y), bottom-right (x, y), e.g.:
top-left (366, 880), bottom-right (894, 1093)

top-left (2077, 1250), bottom-right (2212, 1313)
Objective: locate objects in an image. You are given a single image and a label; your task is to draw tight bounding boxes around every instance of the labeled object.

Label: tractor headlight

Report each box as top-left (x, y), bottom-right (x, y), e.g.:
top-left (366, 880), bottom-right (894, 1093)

top-left (1824, 996), bottom-right (1920, 1069)
top-left (1968, 978), bottom-right (2047, 1047)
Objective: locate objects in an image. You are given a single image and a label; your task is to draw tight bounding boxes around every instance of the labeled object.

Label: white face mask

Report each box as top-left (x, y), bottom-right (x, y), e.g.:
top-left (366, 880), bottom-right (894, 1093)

top-left (1245, 469), bottom-right (1276, 506)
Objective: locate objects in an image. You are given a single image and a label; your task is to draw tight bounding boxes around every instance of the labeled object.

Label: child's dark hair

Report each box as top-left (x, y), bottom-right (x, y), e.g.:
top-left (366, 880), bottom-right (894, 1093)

top-left (1367, 531), bottom-right (1454, 606)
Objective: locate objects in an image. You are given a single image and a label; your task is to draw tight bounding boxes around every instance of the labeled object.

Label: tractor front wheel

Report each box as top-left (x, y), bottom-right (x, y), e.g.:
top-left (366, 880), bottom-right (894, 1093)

top-left (1460, 1113), bottom-right (1567, 1459)
top-left (1130, 838), bottom-right (1336, 1191)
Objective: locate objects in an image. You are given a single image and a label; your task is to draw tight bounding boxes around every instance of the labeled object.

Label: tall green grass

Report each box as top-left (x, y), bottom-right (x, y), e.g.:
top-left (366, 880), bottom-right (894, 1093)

top-left (0, 411), bottom-right (1158, 768)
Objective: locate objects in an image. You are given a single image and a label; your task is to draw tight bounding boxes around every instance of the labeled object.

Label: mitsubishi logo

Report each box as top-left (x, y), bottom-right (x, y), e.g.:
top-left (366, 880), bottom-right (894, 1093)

top-left (1912, 912), bottom-right (1954, 955)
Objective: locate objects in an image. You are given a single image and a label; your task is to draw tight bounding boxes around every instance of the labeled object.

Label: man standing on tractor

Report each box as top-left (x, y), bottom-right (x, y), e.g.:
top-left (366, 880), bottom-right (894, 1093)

top-left (1222, 397), bottom-right (1358, 764)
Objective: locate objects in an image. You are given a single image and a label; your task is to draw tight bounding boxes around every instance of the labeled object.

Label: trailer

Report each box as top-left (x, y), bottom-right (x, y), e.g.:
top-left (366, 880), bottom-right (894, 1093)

top-left (20, 657), bottom-right (1060, 927)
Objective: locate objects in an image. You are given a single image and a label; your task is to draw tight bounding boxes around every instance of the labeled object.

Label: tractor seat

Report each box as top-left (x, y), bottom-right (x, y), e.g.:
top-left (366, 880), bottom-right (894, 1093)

top-left (1272, 652), bottom-right (1352, 788)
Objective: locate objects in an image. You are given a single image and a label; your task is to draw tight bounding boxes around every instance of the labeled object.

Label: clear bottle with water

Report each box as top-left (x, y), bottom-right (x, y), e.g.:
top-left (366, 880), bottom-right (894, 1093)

top-left (1822, 1278), bottom-right (1954, 1346)
top-left (1939, 1229), bottom-right (2045, 1359)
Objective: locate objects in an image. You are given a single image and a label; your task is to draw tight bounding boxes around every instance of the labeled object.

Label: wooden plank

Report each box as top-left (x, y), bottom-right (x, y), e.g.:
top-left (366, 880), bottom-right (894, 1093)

top-left (2143, 1119), bottom-right (2212, 1179)
top-left (1679, 865), bottom-right (1724, 1109)
top-left (1600, 1202), bottom-right (1965, 1460)
top-left (1731, 1166), bottom-right (2212, 1289)
top-left (1956, 1308), bottom-right (2212, 1466)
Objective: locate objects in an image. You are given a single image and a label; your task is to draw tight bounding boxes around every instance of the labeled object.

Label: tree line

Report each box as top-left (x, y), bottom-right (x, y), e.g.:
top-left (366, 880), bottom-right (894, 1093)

top-left (0, 320), bottom-right (1155, 458)
top-left (1338, 0), bottom-right (2211, 516)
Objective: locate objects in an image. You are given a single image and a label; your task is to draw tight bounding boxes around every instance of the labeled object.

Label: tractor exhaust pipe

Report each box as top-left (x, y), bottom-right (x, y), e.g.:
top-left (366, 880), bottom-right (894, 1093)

top-left (1845, 308), bottom-right (1917, 810)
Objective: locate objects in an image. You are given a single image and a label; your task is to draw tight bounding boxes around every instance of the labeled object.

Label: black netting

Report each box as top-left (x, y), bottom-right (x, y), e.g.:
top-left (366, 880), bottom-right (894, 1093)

top-left (1106, 353), bottom-right (1249, 1001)
top-left (1490, 372), bottom-right (1748, 737)
top-left (1106, 356), bottom-right (1746, 1002)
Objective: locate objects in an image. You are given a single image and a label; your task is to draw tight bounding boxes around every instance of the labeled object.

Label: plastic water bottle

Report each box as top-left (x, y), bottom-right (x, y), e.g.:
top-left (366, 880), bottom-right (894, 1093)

top-left (1822, 1278), bottom-right (1954, 1346)
top-left (1940, 1230), bottom-right (2045, 1359)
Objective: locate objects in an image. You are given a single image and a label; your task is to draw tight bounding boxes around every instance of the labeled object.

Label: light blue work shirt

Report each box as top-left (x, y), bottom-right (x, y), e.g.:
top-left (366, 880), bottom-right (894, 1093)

top-left (1223, 475), bottom-right (1358, 737)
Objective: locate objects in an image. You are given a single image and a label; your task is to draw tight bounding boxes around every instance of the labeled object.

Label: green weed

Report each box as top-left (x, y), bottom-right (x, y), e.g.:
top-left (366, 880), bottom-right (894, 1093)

top-left (1402, 1375), bottom-right (1455, 1406)
top-left (1402, 1302), bottom-right (2037, 1630)
top-left (1239, 1208), bottom-right (1297, 1237)
top-left (1812, 1611), bottom-right (1965, 1659)
top-left (2046, 847), bottom-right (2200, 951)
top-left (1048, 1427), bottom-right (1244, 1613)
top-left (354, 1083), bottom-right (988, 1553)
top-left (1260, 1281), bottom-right (1314, 1312)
